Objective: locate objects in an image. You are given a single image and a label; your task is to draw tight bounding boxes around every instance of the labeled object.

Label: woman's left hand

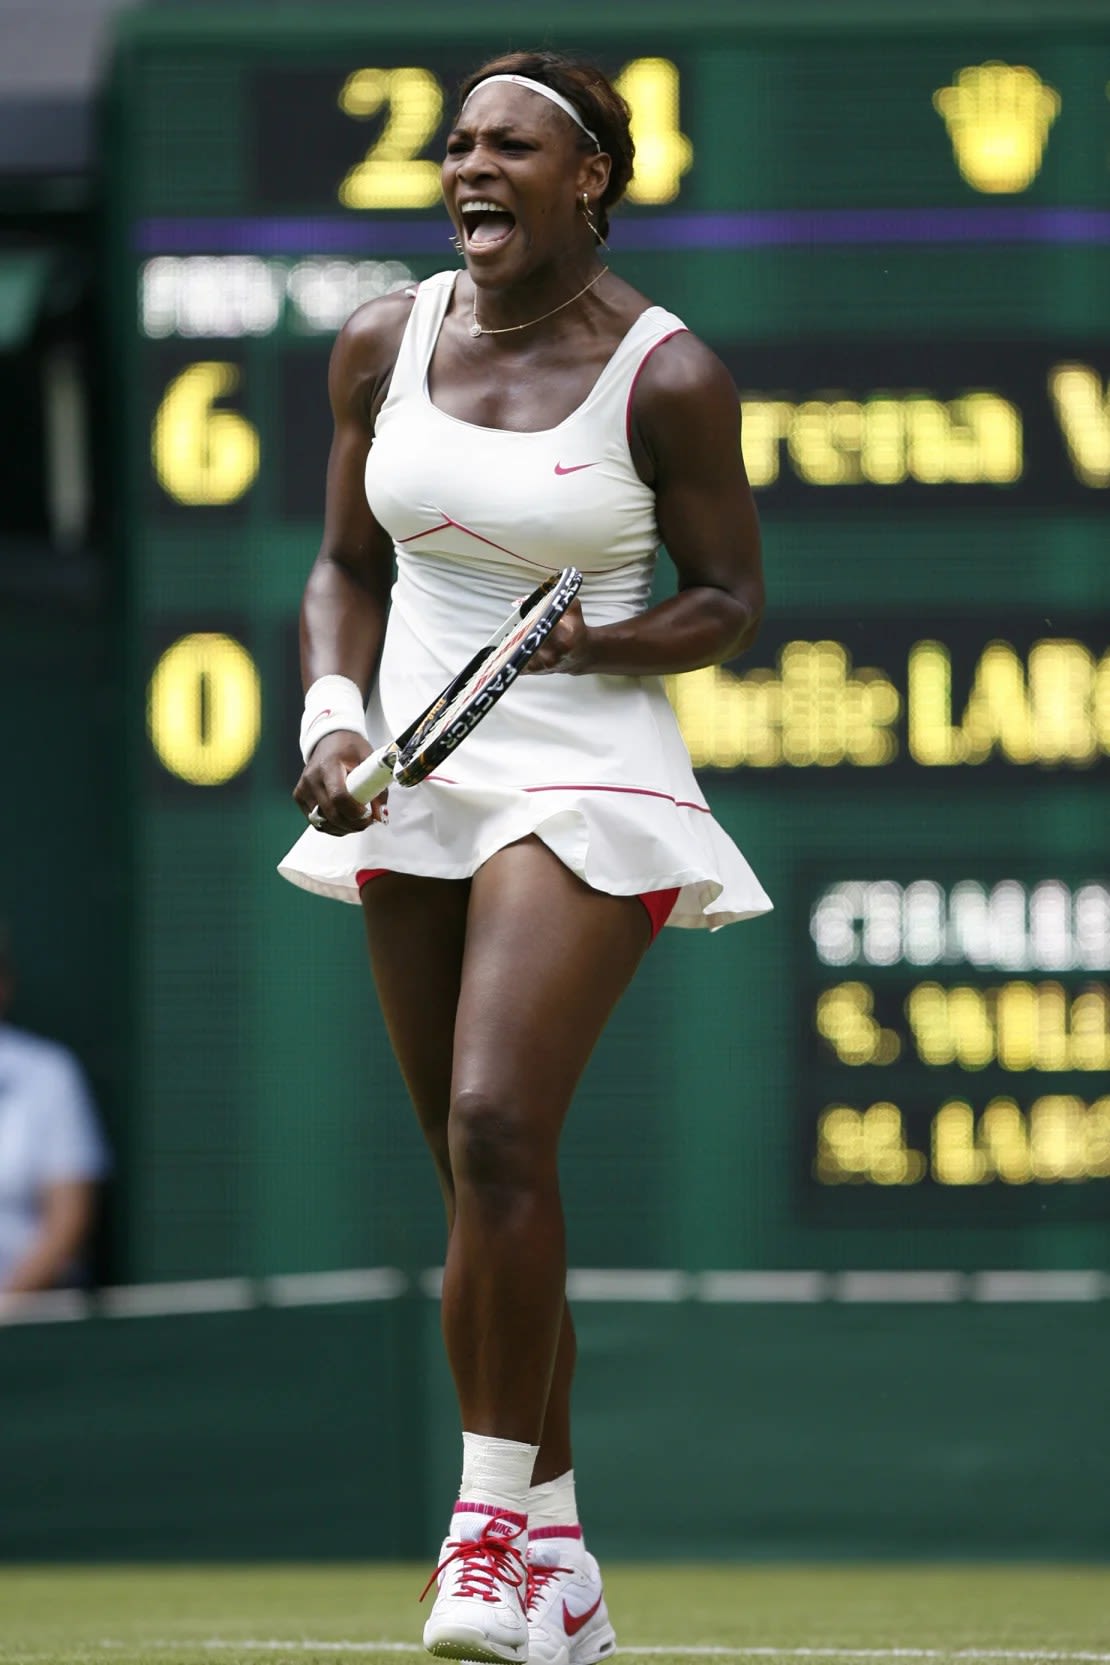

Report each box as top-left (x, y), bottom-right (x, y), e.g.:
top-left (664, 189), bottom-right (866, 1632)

top-left (522, 600), bottom-right (595, 675)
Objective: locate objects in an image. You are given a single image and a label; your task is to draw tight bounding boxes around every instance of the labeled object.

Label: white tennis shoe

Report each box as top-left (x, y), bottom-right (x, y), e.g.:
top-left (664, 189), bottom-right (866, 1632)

top-left (525, 1530), bottom-right (617, 1665)
top-left (421, 1505), bottom-right (529, 1663)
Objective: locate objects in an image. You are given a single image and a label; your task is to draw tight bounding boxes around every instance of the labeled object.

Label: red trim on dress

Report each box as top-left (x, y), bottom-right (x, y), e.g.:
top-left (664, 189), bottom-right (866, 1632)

top-left (523, 781), bottom-right (709, 814)
top-left (396, 512), bottom-right (613, 577)
top-left (397, 515), bottom-right (540, 568)
top-left (358, 868), bottom-right (679, 939)
top-left (640, 886), bottom-right (680, 940)
top-left (625, 327), bottom-right (687, 451)
top-left (356, 868), bottom-right (390, 889)
top-left (419, 777), bottom-right (707, 813)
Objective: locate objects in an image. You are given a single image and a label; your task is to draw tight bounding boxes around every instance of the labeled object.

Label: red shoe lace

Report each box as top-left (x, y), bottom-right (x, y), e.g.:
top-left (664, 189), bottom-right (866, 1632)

top-left (420, 1520), bottom-right (527, 1606)
top-left (525, 1560), bottom-right (572, 1617)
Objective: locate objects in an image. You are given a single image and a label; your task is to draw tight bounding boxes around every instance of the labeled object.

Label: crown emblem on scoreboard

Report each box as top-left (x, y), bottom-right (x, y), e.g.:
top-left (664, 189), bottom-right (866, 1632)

top-left (932, 62), bottom-right (1061, 194)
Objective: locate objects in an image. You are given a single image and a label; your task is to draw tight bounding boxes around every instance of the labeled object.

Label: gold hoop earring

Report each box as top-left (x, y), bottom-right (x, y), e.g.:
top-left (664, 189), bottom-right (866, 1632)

top-left (449, 232), bottom-right (464, 255)
top-left (580, 193), bottom-right (608, 248)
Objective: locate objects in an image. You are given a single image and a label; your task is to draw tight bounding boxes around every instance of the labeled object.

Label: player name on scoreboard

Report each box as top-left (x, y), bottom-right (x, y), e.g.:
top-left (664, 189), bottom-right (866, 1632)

top-left (140, 323), bottom-right (1110, 514)
top-left (805, 877), bottom-right (1110, 1195)
top-left (142, 617), bottom-right (1110, 789)
top-left (670, 622), bottom-right (1109, 772)
top-left (815, 1097), bottom-right (1110, 1188)
top-left (142, 615), bottom-right (1109, 789)
top-left (722, 343), bottom-right (1110, 499)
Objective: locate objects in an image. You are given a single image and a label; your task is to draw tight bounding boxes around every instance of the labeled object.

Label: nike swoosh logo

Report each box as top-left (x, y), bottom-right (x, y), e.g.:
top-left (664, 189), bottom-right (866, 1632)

top-left (554, 462), bottom-right (598, 475)
top-left (563, 1593), bottom-right (604, 1637)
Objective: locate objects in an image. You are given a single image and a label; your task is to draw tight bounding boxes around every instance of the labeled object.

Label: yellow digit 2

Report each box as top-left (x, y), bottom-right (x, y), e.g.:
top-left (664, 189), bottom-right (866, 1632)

top-left (148, 633), bottom-right (262, 786)
top-left (614, 57), bottom-right (693, 204)
top-left (338, 67), bottom-right (444, 209)
top-left (152, 363), bottom-right (260, 506)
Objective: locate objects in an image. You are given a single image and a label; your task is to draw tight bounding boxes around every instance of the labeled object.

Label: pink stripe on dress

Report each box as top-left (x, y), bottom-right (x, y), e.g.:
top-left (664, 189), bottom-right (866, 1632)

top-left (625, 327), bottom-right (687, 450)
top-left (523, 781), bottom-right (710, 814)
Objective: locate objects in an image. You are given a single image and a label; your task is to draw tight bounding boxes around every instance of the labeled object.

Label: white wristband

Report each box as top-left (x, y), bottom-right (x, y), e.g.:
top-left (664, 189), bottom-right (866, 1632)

top-left (299, 675), bottom-right (369, 764)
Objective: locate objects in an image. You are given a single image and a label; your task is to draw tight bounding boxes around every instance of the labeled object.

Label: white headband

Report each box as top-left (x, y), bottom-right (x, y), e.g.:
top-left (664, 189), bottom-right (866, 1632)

top-left (461, 73), bottom-right (601, 150)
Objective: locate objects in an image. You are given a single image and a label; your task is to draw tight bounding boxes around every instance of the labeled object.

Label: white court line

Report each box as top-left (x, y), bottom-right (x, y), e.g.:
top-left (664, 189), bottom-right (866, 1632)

top-left (98, 1642), bottom-right (1110, 1662)
top-left (971, 1270), bottom-right (1108, 1303)
top-left (100, 1278), bottom-right (255, 1317)
top-left (7, 1267), bottom-right (1109, 1326)
top-left (568, 1268), bottom-right (691, 1302)
top-left (265, 1267), bottom-right (409, 1306)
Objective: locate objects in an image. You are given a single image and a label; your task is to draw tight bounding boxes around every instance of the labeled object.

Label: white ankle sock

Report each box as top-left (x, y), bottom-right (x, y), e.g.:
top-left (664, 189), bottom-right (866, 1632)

top-left (527, 1468), bottom-right (580, 1532)
top-left (458, 1431), bottom-right (539, 1518)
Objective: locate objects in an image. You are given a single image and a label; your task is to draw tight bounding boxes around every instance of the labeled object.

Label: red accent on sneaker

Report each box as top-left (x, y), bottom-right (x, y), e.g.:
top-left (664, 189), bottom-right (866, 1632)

top-left (563, 1591), bottom-right (605, 1637)
top-left (529, 1524), bottom-right (583, 1542)
top-left (420, 1517), bottom-right (527, 1606)
top-left (453, 1501), bottom-right (528, 1524)
top-left (525, 1559), bottom-right (572, 1618)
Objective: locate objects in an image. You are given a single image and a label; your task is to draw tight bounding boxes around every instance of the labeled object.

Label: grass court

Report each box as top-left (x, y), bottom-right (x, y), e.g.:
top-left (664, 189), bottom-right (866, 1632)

top-left (2, 1564), bottom-right (1108, 1665)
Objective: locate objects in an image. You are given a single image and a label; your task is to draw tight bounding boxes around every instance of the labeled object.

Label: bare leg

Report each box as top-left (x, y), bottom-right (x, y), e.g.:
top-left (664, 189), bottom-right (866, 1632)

top-left (360, 866), bottom-right (621, 1471)
top-left (533, 1304), bottom-right (576, 1483)
top-left (443, 838), bottom-right (650, 1443)
top-left (360, 872), bottom-right (470, 1213)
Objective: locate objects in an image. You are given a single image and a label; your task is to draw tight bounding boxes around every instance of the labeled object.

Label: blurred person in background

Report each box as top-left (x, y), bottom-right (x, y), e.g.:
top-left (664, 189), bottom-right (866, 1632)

top-left (0, 921), bottom-right (111, 1312)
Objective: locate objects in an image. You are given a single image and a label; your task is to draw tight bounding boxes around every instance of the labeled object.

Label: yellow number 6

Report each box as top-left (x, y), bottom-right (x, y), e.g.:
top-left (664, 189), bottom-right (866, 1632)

top-left (152, 363), bottom-right (260, 506)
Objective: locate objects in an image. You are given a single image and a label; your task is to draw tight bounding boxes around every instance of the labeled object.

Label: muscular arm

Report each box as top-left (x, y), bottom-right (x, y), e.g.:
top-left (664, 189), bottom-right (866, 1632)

top-left (299, 295), bottom-right (410, 692)
top-left (293, 293), bottom-right (411, 831)
top-left (531, 333), bottom-right (764, 676)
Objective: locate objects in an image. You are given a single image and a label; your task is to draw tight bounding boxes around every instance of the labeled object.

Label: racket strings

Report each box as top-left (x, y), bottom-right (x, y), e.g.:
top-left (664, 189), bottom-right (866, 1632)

top-left (408, 658), bottom-right (490, 748)
top-left (406, 607), bottom-right (545, 757)
top-left (390, 567), bottom-right (581, 787)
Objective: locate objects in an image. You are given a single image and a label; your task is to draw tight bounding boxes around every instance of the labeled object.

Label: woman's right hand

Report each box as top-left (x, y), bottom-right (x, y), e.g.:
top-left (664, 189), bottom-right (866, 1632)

top-left (293, 731), bottom-right (387, 835)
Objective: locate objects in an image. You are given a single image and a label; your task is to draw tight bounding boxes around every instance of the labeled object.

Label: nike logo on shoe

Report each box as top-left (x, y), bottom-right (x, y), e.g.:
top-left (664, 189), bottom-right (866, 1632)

top-left (554, 462), bottom-right (597, 475)
top-left (563, 1592), bottom-right (604, 1636)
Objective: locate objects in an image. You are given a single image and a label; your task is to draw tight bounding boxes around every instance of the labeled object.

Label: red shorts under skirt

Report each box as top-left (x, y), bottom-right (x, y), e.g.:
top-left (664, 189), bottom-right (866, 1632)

top-left (355, 869), bottom-right (679, 943)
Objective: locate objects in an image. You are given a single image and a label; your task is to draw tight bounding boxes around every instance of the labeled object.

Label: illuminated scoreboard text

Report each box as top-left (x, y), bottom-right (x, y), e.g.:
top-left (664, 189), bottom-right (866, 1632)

top-left (108, 7), bottom-right (1110, 1277)
top-left (808, 878), bottom-right (1110, 1207)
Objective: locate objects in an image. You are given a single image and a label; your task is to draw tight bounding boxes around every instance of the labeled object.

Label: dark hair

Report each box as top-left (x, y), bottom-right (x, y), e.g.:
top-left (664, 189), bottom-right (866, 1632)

top-left (456, 50), bottom-right (635, 240)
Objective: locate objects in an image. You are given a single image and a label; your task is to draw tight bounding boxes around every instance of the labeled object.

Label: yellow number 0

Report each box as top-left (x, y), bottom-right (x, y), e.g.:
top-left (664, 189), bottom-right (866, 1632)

top-left (335, 58), bottom-right (692, 211)
top-left (152, 362), bottom-right (260, 506)
top-left (148, 633), bottom-right (262, 786)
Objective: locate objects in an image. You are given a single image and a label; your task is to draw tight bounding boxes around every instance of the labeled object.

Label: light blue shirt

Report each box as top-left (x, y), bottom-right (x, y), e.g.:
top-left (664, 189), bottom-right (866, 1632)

top-left (0, 1023), bottom-right (111, 1284)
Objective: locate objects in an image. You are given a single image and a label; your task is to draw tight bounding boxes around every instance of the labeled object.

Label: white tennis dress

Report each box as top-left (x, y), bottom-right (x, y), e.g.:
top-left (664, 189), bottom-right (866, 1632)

top-left (278, 270), bottom-right (772, 931)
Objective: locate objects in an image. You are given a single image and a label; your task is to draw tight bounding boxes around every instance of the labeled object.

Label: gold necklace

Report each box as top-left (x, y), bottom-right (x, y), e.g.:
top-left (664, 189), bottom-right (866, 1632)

top-left (470, 267), bottom-right (609, 338)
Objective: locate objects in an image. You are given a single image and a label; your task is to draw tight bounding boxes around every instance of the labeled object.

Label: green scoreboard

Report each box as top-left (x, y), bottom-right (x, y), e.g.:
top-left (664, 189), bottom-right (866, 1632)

top-left (105, 2), bottom-right (1109, 1283)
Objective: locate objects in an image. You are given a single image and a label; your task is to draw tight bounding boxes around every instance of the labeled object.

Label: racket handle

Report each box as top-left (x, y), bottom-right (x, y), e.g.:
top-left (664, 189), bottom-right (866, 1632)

top-left (347, 744), bottom-right (397, 805)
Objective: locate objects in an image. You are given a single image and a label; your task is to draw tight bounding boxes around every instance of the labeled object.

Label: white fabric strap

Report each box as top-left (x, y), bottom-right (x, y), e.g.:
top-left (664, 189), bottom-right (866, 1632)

top-left (527, 1468), bottom-right (579, 1531)
top-left (460, 1430), bottom-right (540, 1516)
top-left (462, 74), bottom-right (600, 149)
top-left (299, 674), bottom-right (368, 764)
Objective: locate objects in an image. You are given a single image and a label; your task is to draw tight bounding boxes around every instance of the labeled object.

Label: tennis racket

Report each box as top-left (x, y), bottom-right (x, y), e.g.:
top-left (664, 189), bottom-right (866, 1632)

top-left (308, 566), bottom-right (582, 826)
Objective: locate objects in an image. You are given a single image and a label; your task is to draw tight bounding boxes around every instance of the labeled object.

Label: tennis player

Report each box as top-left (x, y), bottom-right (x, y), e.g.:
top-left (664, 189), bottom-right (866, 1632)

top-left (279, 49), bottom-right (771, 1665)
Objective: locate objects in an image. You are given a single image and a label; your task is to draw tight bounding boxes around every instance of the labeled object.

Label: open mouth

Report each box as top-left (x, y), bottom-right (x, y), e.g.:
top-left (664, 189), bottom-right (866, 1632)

top-left (459, 201), bottom-right (517, 252)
